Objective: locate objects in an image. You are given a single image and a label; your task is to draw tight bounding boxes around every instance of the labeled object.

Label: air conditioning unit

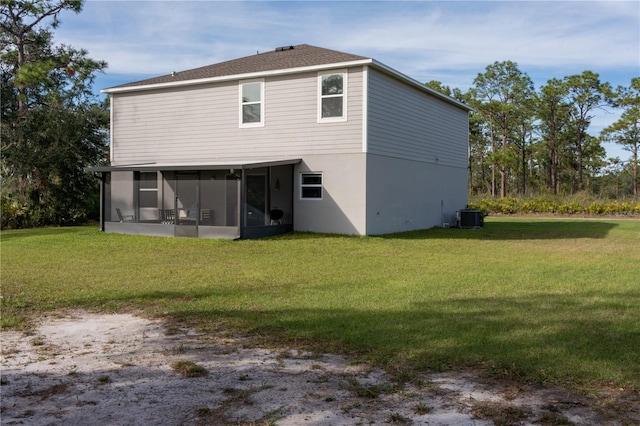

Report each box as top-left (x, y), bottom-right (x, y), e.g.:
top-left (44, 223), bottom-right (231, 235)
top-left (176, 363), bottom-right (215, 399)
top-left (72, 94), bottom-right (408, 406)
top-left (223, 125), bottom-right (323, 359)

top-left (456, 209), bottom-right (483, 229)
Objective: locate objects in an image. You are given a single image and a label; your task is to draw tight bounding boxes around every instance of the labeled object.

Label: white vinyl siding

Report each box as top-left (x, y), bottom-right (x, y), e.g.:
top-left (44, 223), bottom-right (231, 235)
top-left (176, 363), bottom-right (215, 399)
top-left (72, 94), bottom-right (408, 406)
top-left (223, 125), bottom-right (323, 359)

top-left (110, 68), bottom-right (364, 166)
top-left (366, 68), bottom-right (469, 168)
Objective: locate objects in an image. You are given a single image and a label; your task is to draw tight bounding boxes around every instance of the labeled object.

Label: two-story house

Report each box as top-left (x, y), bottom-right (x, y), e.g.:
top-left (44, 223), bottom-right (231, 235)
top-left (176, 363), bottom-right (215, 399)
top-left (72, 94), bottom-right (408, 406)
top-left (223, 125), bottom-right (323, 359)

top-left (91, 44), bottom-right (471, 239)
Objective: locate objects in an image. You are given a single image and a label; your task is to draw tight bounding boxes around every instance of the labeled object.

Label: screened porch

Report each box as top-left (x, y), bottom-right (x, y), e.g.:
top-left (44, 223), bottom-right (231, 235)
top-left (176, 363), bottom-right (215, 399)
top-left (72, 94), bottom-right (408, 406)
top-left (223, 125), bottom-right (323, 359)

top-left (91, 160), bottom-right (298, 239)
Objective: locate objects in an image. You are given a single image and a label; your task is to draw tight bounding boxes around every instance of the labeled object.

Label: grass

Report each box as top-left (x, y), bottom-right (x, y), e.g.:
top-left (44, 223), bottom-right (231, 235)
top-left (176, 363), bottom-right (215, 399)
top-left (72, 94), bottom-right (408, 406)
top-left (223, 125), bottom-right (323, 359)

top-left (1, 217), bottom-right (639, 391)
top-left (171, 360), bottom-right (208, 377)
top-left (470, 401), bottom-right (532, 425)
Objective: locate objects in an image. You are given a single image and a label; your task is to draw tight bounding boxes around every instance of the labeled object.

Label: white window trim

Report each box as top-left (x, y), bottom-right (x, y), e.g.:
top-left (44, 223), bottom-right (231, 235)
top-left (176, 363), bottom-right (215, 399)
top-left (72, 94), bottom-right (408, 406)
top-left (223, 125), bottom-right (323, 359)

top-left (300, 172), bottom-right (323, 200)
top-left (239, 79), bottom-right (265, 128)
top-left (317, 70), bottom-right (347, 123)
top-left (109, 95), bottom-right (114, 162)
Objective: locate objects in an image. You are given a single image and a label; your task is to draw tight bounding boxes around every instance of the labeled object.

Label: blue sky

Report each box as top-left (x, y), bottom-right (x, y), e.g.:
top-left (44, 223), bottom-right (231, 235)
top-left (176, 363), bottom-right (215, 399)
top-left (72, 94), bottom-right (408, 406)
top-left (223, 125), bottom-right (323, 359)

top-left (55, 0), bottom-right (639, 160)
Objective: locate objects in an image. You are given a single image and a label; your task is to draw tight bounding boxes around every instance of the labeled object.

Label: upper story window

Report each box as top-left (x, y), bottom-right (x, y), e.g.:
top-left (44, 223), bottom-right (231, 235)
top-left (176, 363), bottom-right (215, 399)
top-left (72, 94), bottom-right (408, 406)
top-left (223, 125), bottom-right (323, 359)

top-left (240, 79), bottom-right (264, 127)
top-left (318, 71), bottom-right (347, 122)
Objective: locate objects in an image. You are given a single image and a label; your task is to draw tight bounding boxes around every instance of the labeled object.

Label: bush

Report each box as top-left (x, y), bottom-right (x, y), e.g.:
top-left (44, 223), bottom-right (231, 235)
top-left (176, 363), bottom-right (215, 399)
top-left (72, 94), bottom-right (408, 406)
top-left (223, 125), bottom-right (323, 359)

top-left (468, 195), bottom-right (640, 217)
top-left (1, 196), bottom-right (31, 229)
top-left (1, 177), bottom-right (99, 229)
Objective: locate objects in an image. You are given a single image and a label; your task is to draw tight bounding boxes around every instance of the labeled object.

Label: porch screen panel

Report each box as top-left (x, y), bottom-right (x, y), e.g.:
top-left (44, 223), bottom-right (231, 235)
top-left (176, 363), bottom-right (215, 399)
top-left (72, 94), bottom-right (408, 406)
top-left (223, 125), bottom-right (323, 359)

top-left (139, 172), bottom-right (158, 208)
top-left (110, 171), bottom-right (135, 222)
top-left (176, 174), bottom-right (198, 226)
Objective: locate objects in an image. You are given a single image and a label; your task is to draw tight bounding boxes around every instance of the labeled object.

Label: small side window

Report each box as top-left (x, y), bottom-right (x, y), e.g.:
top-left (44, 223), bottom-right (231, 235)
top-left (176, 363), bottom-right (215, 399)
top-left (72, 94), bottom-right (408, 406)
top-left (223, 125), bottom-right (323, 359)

top-left (301, 173), bottom-right (323, 199)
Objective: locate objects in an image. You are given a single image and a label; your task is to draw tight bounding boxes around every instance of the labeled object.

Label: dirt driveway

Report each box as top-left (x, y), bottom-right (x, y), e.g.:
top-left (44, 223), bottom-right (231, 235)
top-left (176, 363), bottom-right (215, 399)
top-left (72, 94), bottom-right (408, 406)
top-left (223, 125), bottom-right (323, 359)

top-left (0, 311), bottom-right (633, 425)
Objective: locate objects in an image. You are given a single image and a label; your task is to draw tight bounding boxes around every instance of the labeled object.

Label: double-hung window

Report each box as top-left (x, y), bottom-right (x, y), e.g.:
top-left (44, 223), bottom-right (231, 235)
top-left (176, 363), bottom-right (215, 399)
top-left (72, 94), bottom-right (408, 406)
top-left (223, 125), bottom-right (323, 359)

top-left (300, 173), bottom-right (323, 199)
top-left (240, 79), bottom-right (264, 127)
top-left (318, 71), bottom-right (347, 122)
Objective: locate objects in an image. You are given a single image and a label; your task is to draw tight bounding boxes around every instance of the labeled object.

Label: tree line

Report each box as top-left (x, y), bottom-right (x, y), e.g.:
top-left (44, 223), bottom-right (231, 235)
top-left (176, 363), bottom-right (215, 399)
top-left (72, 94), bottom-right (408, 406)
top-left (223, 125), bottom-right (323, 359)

top-left (427, 63), bottom-right (639, 200)
top-left (1, 0), bottom-right (109, 228)
top-left (1, 1), bottom-right (638, 229)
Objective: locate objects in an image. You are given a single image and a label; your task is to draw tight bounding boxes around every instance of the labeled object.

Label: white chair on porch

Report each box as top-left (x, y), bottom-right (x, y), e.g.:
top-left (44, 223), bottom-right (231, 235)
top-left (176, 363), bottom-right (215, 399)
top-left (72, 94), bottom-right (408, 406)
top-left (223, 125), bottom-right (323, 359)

top-left (116, 208), bottom-right (134, 223)
top-left (160, 209), bottom-right (175, 224)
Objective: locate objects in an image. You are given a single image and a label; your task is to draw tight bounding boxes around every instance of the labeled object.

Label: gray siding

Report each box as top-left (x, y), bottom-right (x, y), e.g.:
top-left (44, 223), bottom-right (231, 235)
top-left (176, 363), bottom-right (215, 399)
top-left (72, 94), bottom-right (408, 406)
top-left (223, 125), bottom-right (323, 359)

top-left (105, 61), bottom-right (471, 238)
top-left (365, 154), bottom-right (468, 235)
top-left (366, 68), bottom-right (468, 168)
top-left (293, 151), bottom-right (467, 236)
top-left (111, 68), bottom-right (364, 166)
top-left (294, 154), bottom-right (367, 235)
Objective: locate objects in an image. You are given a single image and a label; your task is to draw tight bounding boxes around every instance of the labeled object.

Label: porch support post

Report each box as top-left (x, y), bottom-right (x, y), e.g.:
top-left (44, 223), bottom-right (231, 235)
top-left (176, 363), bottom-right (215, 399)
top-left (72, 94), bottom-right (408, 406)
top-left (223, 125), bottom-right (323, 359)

top-left (196, 171), bottom-right (201, 227)
top-left (239, 168), bottom-right (246, 239)
top-left (267, 167), bottom-right (272, 220)
top-left (94, 172), bottom-right (106, 232)
top-left (291, 165), bottom-right (296, 230)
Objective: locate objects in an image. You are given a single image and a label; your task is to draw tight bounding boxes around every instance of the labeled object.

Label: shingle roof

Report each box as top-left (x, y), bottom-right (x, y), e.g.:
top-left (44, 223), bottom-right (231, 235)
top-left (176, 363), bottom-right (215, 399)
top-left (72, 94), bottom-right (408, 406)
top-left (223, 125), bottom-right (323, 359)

top-left (104, 44), bottom-right (472, 111)
top-left (109, 44), bottom-right (370, 89)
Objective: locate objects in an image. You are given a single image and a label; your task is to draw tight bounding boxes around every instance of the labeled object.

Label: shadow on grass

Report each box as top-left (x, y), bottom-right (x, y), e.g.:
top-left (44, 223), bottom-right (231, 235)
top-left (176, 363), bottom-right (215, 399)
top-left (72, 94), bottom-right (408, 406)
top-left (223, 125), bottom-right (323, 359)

top-left (70, 288), bottom-right (640, 388)
top-left (380, 220), bottom-right (618, 241)
top-left (0, 226), bottom-right (98, 242)
top-left (216, 296), bottom-right (638, 387)
top-left (272, 220), bottom-right (618, 242)
top-left (1, 220), bottom-right (620, 243)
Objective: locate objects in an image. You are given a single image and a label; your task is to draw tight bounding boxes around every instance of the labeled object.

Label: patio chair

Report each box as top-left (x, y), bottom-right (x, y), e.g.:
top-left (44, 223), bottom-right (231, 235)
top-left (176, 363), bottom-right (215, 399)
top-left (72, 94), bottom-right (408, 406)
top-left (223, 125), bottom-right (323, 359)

top-left (116, 208), bottom-right (134, 223)
top-left (200, 209), bottom-right (213, 224)
top-left (160, 209), bottom-right (175, 224)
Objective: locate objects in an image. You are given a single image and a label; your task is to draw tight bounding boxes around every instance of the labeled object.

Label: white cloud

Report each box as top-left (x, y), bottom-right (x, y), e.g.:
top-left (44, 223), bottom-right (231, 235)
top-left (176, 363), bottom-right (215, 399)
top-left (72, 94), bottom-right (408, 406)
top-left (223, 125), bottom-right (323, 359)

top-left (57, 1), bottom-right (638, 84)
top-left (333, 1), bottom-right (638, 75)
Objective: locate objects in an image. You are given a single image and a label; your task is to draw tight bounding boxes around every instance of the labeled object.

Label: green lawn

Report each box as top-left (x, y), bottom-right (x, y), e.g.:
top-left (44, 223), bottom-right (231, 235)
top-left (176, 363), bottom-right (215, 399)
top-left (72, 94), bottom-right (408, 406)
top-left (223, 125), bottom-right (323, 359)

top-left (2, 217), bottom-right (639, 391)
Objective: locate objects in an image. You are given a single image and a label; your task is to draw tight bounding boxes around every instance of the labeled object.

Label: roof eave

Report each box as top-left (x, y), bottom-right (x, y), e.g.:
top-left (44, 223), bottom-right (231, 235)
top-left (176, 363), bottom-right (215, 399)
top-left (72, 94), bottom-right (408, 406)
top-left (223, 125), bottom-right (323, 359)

top-left (87, 158), bottom-right (302, 173)
top-left (102, 56), bottom-right (472, 112)
top-left (102, 59), bottom-right (374, 94)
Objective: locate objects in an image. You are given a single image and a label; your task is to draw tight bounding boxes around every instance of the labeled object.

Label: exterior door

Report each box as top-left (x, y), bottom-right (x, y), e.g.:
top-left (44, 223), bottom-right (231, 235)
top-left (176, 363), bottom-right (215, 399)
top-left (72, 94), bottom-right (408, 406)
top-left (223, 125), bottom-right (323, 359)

top-left (246, 174), bottom-right (267, 227)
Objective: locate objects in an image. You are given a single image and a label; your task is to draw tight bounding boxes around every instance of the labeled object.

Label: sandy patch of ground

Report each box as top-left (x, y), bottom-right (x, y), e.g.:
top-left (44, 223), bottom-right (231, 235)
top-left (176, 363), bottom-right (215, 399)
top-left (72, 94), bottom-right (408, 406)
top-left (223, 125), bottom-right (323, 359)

top-left (0, 311), bottom-right (633, 425)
